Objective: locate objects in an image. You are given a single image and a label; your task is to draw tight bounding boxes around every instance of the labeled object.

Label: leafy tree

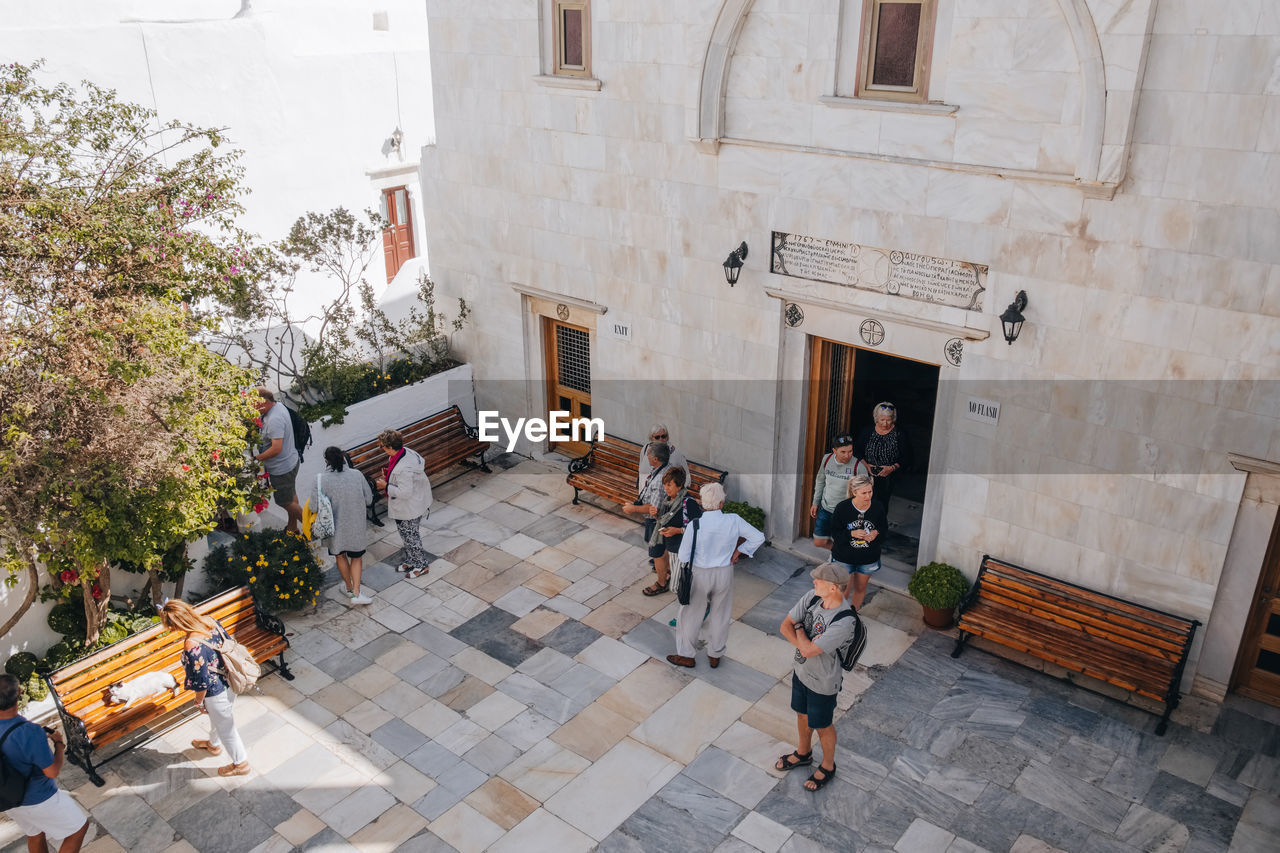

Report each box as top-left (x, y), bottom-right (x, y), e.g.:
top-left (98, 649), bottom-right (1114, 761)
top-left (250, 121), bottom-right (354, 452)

top-left (0, 62), bottom-right (269, 645)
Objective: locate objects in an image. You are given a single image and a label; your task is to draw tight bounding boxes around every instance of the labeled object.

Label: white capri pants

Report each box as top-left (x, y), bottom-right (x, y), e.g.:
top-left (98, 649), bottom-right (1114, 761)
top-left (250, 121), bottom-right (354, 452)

top-left (674, 563), bottom-right (734, 659)
top-left (204, 689), bottom-right (248, 764)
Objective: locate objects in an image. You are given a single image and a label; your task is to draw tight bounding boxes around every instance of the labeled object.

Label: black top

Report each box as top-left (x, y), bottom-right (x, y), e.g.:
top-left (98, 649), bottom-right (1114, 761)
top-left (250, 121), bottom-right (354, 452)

top-left (854, 425), bottom-right (913, 474)
top-left (830, 497), bottom-right (889, 565)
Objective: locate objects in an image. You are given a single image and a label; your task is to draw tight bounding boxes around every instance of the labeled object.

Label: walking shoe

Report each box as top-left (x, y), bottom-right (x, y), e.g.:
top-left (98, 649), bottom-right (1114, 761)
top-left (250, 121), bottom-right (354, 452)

top-left (350, 594), bottom-right (373, 605)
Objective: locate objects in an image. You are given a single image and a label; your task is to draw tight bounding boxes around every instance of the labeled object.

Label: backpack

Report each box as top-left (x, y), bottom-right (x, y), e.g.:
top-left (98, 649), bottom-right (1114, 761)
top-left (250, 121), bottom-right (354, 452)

top-left (807, 595), bottom-right (867, 672)
top-left (285, 406), bottom-right (312, 463)
top-left (0, 722), bottom-right (33, 811)
top-left (210, 627), bottom-right (261, 694)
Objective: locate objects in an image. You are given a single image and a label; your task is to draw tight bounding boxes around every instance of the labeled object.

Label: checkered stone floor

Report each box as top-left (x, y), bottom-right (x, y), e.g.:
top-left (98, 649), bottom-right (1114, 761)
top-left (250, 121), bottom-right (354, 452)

top-left (3, 457), bottom-right (1278, 853)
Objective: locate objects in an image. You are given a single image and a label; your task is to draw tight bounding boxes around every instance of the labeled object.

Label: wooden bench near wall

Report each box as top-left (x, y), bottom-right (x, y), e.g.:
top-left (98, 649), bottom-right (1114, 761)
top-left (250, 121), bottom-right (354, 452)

top-left (345, 404), bottom-right (491, 522)
top-left (566, 433), bottom-right (727, 511)
top-left (43, 586), bottom-right (292, 786)
top-left (952, 555), bottom-right (1200, 735)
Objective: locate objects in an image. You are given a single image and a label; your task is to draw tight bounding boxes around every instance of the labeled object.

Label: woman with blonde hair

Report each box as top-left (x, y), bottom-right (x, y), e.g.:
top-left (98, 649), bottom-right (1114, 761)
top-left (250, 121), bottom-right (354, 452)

top-left (160, 600), bottom-right (250, 776)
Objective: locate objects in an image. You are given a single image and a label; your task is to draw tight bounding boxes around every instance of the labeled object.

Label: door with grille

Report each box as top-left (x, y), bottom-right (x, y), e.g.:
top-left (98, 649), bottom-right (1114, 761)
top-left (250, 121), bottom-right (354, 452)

top-left (544, 318), bottom-right (593, 457)
top-left (1233, 512), bottom-right (1280, 707)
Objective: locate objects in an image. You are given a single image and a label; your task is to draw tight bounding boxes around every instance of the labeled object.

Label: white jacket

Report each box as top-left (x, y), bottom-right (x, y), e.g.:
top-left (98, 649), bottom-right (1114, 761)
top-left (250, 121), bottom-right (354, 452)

top-left (386, 447), bottom-right (433, 520)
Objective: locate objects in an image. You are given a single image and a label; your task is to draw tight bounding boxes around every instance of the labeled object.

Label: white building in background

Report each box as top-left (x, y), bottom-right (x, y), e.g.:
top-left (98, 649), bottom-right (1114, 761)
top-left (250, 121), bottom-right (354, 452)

top-left (0, 0), bottom-right (436, 654)
top-left (419, 1), bottom-right (1280, 706)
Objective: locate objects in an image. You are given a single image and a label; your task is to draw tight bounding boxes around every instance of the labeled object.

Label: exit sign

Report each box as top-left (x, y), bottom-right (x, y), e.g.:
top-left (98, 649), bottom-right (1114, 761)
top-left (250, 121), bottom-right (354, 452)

top-left (606, 320), bottom-right (632, 341)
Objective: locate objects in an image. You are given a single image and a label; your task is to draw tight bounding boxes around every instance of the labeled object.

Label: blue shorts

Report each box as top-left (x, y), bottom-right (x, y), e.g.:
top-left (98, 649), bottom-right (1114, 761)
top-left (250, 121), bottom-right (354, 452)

top-left (814, 507), bottom-right (835, 538)
top-left (834, 558), bottom-right (881, 575)
top-left (791, 674), bottom-right (838, 729)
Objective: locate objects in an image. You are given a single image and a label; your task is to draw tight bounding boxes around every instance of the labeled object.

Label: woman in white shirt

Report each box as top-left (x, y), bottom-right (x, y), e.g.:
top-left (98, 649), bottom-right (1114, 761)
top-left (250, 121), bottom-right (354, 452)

top-left (667, 483), bottom-right (765, 669)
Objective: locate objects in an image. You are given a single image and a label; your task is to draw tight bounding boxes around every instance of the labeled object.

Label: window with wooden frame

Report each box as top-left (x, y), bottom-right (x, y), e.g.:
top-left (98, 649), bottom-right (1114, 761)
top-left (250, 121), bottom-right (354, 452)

top-left (856, 0), bottom-right (935, 103)
top-left (553, 0), bottom-right (591, 78)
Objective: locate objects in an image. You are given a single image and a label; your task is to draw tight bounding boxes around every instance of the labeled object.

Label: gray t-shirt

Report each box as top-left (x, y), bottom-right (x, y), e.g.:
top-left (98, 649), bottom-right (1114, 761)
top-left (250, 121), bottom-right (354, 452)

top-left (789, 593), bottom-right (856, 696)
top-left (258, 402), bottom-right (298, 476)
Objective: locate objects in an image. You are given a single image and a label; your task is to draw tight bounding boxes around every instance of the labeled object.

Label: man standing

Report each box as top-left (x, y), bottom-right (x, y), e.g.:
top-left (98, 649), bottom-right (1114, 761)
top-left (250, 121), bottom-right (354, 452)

top-left (0, 675), bottom-right (90, 853)
top-left (253, 388), bottom-right (301, 534)
top-left (777, 563), bottom-right (857, 792)
top-left (809, 434), bottom-right (859, 549)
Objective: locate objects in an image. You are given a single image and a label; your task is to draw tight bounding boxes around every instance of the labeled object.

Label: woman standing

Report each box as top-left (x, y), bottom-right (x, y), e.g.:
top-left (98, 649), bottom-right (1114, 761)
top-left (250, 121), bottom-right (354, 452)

top-left (374, 428), bottom-right (433, 578)
top-left (319, 446), bottom-right (374, 605)
top-left (160, 600), bottom-right (250, 777)
top-left (829, 475), bottom-right (888, 609)
top-left (642, 468), bottom-right (702, 596)
top-left (854, 402), bottom-right (913, 507)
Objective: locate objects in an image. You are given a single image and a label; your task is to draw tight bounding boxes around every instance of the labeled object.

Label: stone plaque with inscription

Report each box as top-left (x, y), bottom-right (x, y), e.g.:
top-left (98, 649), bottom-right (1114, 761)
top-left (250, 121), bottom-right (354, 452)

top-left (770, 231), bottom-right (987, 312)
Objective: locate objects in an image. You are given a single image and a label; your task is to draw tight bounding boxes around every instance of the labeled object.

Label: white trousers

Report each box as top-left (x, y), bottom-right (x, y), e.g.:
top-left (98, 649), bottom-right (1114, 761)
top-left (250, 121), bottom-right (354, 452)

top-left (205, 689), bottom-right (248, 764)
top-left (675, 563), bottom-right (734, 658)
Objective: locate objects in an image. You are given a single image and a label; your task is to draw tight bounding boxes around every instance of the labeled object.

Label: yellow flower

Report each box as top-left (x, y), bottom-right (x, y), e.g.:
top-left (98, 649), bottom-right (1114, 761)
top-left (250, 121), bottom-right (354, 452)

top-left (249, 576), bottom-right (256, 582)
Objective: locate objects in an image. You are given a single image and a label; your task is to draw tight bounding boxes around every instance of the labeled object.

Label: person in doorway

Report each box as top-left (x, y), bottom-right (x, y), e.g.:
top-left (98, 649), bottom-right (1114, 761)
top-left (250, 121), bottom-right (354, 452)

top-left (642, 467), bottom-right (703, 596)
top-left (667, 483), bottom-right (764, 668)
top-left (375, 429), bottom-right (433, 579)
top-left (854, 402), bottom-right (912, 507)
top-left (830, 475), bottom-right (888, 608)
top-left (0, 675), bottom-right (91, 853)
top-left (319, 446), bottom-right (374, 605)
top-left (777, 562), bottom-right (857, 792)
top-left (623, 442), bottom-right (670, 556)
top-left (810, 434), bottom-right (859, 548)
top-left (253, 388), bottom-right (302, 534)
top-left (160, 600), bottom-right (251, 777)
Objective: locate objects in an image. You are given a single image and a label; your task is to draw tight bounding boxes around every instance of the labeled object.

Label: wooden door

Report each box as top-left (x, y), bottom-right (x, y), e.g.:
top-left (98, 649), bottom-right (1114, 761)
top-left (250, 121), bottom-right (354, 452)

top-left (544, 318), bottom-right (593, 457)
top-left (799, 338), bottom-right (857, 537)
top-left (1233, 511), bottom-right (1280, 706)
top-left (381, 186), bottom-right (415, 282)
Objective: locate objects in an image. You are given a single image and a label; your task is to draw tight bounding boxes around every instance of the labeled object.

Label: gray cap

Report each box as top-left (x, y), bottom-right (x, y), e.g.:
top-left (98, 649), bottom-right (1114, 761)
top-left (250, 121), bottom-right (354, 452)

top-left (810, 562), bottom-right (848, 586)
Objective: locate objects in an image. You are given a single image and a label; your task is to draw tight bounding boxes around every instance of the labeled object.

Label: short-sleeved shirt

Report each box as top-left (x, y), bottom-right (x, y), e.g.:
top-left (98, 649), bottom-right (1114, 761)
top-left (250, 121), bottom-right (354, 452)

top-left (258, 402), bottom-right (298, 476)
top-left (830, 498), bottom-right (889, 565)
top-left (181, 625), bottom-right (230, 698)
top-left (0, 717), bottom-right (58, 806)
top-left (789, 594), bottom-right (857, 696)
top-left (812, 453), bottom-right (859, 513)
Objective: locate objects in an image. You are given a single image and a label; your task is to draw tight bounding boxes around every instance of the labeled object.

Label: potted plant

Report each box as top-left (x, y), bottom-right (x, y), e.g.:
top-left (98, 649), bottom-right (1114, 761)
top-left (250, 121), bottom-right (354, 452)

top-left (907, 561), bottom-right (970, 629)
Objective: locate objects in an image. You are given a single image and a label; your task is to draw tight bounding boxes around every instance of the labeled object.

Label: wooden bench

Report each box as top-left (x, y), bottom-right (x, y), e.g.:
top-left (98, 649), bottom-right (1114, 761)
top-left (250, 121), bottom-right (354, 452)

top-left (346, 404), bottom-right (491, 522)
top-left (952, 555), bottom-right (1199, 735)
top-left (566, 434), bottom-right (727, 512)
top-left (43, 586), bottom-right (293, 786)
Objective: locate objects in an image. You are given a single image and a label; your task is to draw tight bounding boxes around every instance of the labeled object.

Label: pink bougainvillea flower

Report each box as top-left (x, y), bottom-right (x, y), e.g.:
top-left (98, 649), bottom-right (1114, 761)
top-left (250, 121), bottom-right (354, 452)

top-left (181, 464), bottom-right (190, 471)
top-left (90, 585), bottom-right (103, 600)
top-left (59, 570), bottom-right (75, 583)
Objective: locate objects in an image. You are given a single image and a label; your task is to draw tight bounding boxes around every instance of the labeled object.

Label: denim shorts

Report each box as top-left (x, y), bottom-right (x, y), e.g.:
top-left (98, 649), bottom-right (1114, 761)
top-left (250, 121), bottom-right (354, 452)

top-left (834, 558), bottom-right (881, 576)
top-left (813, 507), bottom-right (835, 538)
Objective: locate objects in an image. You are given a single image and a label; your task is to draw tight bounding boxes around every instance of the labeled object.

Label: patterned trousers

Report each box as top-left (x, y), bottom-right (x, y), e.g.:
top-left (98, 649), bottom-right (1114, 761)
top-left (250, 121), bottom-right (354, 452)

top-left (396, 516), bottom-right (430, 570)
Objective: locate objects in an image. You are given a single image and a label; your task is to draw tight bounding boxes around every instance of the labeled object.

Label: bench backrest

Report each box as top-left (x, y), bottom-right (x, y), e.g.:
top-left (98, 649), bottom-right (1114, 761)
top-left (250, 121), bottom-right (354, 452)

top-left (588, 434), bottom-right (727, 500)
top-left (970, 556), bottom-right (1198, 661)
top-left (347, 405), bottom-right (482, 481)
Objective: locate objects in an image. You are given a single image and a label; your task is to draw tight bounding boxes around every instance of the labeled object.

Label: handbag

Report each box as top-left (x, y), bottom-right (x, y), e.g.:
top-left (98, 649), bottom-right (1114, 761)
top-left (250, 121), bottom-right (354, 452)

top-left (676, 518), bottom-right (699, 606)
top-left (210, 626), bottom-right (261, 694)
top-left (312, 474), bottom-right (335, 540)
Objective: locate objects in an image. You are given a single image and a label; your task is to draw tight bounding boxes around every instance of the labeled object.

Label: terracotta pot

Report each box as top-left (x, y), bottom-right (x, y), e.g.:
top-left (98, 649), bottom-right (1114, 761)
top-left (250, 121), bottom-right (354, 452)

top-left (920, 605), bottom-right (955, 630)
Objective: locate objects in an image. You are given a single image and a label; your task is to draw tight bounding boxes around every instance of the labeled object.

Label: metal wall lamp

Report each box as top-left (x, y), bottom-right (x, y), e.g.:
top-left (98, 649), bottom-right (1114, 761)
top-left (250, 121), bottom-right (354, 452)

top-left (723, 242), bottom-right (748, 286)
top-left (1000, 290), bottom-right (1028, 345)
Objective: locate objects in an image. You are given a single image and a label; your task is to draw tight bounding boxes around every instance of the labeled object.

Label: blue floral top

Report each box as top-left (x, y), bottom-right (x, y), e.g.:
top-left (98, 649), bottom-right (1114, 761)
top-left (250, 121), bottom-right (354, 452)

top-left (180, 623), bottom-right (229, 698)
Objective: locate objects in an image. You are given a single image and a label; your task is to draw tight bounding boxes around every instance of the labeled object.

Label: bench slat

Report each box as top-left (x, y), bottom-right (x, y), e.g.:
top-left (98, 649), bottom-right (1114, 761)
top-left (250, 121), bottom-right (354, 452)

top-left (566, 433), bottom-right (726, 515)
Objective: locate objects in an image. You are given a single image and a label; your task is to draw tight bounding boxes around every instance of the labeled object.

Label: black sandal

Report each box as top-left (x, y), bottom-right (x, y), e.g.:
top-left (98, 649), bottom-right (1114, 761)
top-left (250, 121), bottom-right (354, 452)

top-left (776, 751), bottom-right (812, 771)
top-left (805, 764), bottom-right (836, 791)
top-left (642, 581), bottom-right (670, 597)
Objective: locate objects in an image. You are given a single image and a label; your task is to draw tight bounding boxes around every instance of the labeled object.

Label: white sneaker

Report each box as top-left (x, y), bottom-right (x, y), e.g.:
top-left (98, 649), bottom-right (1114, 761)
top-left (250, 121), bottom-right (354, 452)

top-left (350, 594), bottom-right (373, 605)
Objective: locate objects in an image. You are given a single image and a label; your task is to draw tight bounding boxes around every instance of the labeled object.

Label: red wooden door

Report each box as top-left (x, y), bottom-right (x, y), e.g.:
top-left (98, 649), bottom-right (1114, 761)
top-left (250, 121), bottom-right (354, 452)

top-left (381, 186), bottom-right (415, 282)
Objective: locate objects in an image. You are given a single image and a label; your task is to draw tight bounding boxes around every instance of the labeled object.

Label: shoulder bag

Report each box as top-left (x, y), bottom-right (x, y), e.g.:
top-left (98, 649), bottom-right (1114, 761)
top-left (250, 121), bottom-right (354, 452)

top-left (676, 518), bottom-right (699, 606)
top-left (211, 626), bottom-right (261, 694)
top-left (312, 473), bottom-right (335, 540)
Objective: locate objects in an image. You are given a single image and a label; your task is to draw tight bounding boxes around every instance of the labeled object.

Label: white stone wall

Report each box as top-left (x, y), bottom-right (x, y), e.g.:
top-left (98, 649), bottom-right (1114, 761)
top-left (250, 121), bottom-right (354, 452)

top-left (420, 0), bottom-right (1280, 646)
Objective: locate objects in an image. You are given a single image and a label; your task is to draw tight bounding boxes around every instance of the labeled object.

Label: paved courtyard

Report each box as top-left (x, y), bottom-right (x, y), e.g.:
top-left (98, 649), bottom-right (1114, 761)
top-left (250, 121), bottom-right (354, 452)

top-left (3, 457), bottom-right (1278, 853)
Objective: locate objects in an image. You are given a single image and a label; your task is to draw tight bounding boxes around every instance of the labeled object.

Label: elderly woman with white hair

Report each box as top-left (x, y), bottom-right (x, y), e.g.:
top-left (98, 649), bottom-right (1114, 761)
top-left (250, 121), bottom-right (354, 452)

top-left (667, 482), bottom-right (765, 669)
top-left (638, 423), bottom-right (688, 494)
top-left (854, 402), bottom-right (913, 507)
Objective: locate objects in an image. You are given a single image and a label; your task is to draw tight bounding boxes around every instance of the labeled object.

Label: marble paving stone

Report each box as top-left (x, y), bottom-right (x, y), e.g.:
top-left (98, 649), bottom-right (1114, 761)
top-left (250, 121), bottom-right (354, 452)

top-left (494, 585), bottom-right (550, 617)
top-left (1141, 772), bottom-right (1241, 846)
top-left (598, 657), bottom-right (692, 723)
top-left (558, 528), bottom-right (631, 565)
top-left (688, 655), bottom-right (780, 704)
top-left (1205, 772), bottom-right (1250, 807)
top-left (295, 827), bottom-right (358, 852)
top-left (464, 778), bottom-right (541, 831)
top-left (487, 808), bottom-right (596, 853)
top-left (544, 595), bottom-right (592, 620)
top-left (714, 720), bottom-right (797, 775)
top-left (291, 762), bottom-right (374, 825)
top-left (322, 608), bottom-right (391, 648)
top-left (633, 680), bottom-right (753, 764)
top-left (528, 545), bottom-right (576, 572)
top-left (550, 661), bottom-right (618, 705)
top-left (576, 634), bottom-right (650, 680)
top-left (452, 515), bottom-right (515, 547)
top-left (320, 717), bottom-right (400, 772)
top-left (516, 646), bottom-right (578, 683)
top-left (168, 793), bottom-right (270, 853)
top-left (922, 764), bottom-right (991, 806)
top-left (374, 681), bottom-right (434, 717)
top-left (291, 629), bottom-right (346, 662)
top-left (1023, 695), bottom-right (1103, 738)
top-left (610, 579), bottom-right (674, 619)
top-left (550, 700), bottom-right (637, 761)
top-left (496, 672), bottom-right (580, 723)
top-left (525, 571), bottom-right (574, 599)
top-left (1114, 803), bottom-right (1189, 853)
top-left (495, 708), bottom-right (561, 751)
top-left (389, 830), bottom-right (461, 853)
top-left (562, 575), bottom-right (611, 603)
top-left (360, 634), bottom-right (427, 671)
top-left (403, 698), bottom-right (464, 737)
top-left (499, 532), bottom-right (546, 559)
top-left (620, 614), bottom-right (676, 659)
top-left (499, 739), bottom-right (593, 802)
top-left (451, 646), bottom-right (517, 685)
top-left (404, 740), bottom-right (466, 779)
top-left (410, 786), bottom-right (466, 823)
top-left (345, 663), bottom-right (404, 700)
top-left (545, 738), bottom-right (683, 842)
top-left (428, 802), bottom-right (505, 853)
top-left (742, 548), bottom-right (807, 586)
top-left (418, 664), bottom-right (467, 698)
top-left (730, 571), bottom-right (780, 621)
top-left (342, 699), bottom-right (394, 734)
top-left (260, 743), bottom-right (346, 792)
top-left (480, 501), bottom-right (540, 534)
top-left (555, 558), bottom-right (598, 582)
top-left (1015, 760), bottom-right (1130, 833)
top-left (947, 733), bottom-right (1031, 786)
top-left (274, 809), bottom-right (326, 847)
top-left (373, 760), bottom-right (438, 805)
top-left (742, 681), bottom-right (807, 745)
top-left (754, 785), bottom-right (865, 851)
top-left (282, 659), bottom-right (337, 696)
top-left (686, 746), bottom-right (780, 809)
top-left (511, 606), bottom-right (570, 639)
top-left (582, 601), bottom-right (646, 639)
top-left (474, 628), bottom-right (547, 668)
top-left (448, 606), bottom-right (518, 645)
top-left (439, 674), bottom-right (496, 711)
top-left (740, 577), bottom-right (814, 636)
top-left (583, 584), bottom-right (622, 610)
top-left (465, 689), bottom-right (528, 731)
top-left (347, 803), bottom-right (428, 851)
top-left (437, 717), bottom-right (492, 756)
top-left (541, 619), bottom-right (605, 656)
top-left (318, 784), bottom-right (397, 838)
top-left (371, 718), bottom-right (431, 755)
top-left (896, 818), bottom-right (956, 852)
top-left (359, 561), bottom-right (405, 592)
top-left (724, 622), bottom-right (797, 679)
top-left (1157, 743), bottom-right (1219, 787)
top-left (372, 603), bottom-right (421, 633)
top-left (463, 732), bottom-right (524, 775)
top-left (656, 773), bottom-right (748, 833)
top-left (732, 811), bottom-right (794, 853)
top-left (522, 515), bottom-right (586, 547)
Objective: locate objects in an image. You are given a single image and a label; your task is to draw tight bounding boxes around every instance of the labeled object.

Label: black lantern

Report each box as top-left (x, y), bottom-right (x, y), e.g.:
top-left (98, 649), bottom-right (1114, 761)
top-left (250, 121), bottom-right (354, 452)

top-left (723, 242), bottom-right (748, 286)
top-left (1000, 291), bottom-right (1028, 345)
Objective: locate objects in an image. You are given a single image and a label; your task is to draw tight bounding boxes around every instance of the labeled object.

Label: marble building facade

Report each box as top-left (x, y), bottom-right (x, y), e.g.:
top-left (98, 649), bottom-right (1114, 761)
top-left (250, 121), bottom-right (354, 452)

top-left (418, 0), bottom-right (1280, 703)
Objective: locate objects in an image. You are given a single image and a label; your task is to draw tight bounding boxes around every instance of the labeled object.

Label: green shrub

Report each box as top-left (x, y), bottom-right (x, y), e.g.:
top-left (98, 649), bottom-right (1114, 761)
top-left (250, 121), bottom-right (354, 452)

top-left (297, 354), bottom-right (460, 427)
top-left (723, 500), bottom-right (766, 531)
top-left (23, 672), bottom-right (48, 704)
top-left (40, 639), bottom-right (84, 673)
top-left (4, 652), bottom-right (39, 681)
top-left (47, 601), bottom-right (86, 639)
top-left (204, 527), bottom-right (324, 612)
top-left (907, 561), bottom-right (970, 610)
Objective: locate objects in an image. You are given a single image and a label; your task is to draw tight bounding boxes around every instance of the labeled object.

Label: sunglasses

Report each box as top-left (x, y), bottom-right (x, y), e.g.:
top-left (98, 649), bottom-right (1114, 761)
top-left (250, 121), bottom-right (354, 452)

top-left (652, 433), bottom-right (668, 439)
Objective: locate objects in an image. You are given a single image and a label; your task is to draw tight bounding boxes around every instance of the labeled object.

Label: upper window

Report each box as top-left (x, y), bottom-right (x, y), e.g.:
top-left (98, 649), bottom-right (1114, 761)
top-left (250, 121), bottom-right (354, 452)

top-left (844, 0), bottom-right (935, 103)
top-left (553, 1), bottom-right (591, 78)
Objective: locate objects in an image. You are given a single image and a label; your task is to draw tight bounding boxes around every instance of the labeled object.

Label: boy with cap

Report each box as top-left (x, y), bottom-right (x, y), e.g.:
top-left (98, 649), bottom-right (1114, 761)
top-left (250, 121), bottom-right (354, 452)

top-left (776, 562), bottom-right (857, 791)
